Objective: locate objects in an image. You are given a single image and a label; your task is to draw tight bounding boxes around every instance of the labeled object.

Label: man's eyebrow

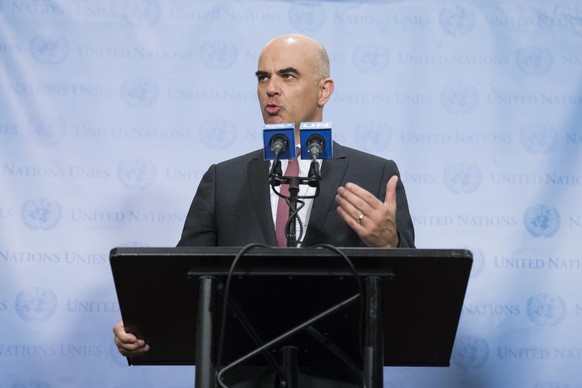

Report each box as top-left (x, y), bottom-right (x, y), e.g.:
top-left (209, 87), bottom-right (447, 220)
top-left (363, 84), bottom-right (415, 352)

top-left (277, 67), bottom-right (300, 76)
top-left (255, 68), bottom-right (301, 79)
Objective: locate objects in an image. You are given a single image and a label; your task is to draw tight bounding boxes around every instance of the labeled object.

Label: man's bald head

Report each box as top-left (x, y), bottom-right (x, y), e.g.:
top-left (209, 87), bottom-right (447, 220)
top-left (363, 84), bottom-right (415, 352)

top-left (260, 34), bottom-right (330, 82)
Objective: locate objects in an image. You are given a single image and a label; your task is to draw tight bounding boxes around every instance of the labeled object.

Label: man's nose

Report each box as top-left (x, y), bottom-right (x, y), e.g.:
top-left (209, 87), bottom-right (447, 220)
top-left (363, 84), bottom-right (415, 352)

top-left (266, 78), bottom-right (280, 96)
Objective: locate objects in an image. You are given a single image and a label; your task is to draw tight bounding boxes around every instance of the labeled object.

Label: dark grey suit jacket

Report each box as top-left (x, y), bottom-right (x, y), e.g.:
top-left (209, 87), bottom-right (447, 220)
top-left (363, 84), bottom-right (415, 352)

top-left (178, 142), bottom-right (414, 248)
top-left (176, 142), bottom-right (415, 387)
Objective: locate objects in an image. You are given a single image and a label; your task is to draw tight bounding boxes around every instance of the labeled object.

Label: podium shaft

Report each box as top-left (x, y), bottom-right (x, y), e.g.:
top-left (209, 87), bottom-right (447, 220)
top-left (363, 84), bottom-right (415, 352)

top-left (280, 346), bottom-right (298, 388)
top-left (363, 276), bottom-right (383, 388)
top-left (195, 276), bottom-right (216, 388)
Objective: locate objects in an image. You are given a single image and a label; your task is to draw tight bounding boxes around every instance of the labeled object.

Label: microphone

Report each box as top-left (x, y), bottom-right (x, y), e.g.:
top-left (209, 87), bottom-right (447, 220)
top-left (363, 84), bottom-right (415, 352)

top-left (306, 134), bottom-right (326, 160)
top-left (299, 122), bottom-right (333, 186)
top-left (262, 123), bottom-right (296, 160)
top-left (269, 134), bottom-right (289, 156)
top-left (263, 123), bottom-right (296, 187)
top-left (299, 122), bottom-right (333, 160)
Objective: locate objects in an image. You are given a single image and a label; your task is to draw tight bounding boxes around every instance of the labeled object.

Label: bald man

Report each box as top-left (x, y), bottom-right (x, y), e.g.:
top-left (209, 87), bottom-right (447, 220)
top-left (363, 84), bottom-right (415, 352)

top-left (113, 34), bottom-right (415, 387)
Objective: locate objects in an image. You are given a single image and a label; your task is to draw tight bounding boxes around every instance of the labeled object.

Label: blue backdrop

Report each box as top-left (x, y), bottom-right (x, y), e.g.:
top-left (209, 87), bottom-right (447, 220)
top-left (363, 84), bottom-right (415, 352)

top-left (1, 1), bottom-right (581, 387)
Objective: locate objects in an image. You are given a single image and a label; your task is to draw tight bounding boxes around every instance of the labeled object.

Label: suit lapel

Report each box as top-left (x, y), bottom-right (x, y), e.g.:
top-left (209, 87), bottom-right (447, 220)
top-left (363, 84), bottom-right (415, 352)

top-left (302, 142), bottom-right (348, 246)
top-left (247, 151), bottom-right (278, 245)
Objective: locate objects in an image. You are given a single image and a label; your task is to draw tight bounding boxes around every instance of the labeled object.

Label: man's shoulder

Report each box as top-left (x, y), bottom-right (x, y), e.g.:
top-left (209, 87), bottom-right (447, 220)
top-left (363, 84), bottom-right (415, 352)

top-left (214, 148), bottom-right (263, 167)
top-left (210, 143), bottom-right (394, 167)
top-left (333, 142), bottom-right (393, 164)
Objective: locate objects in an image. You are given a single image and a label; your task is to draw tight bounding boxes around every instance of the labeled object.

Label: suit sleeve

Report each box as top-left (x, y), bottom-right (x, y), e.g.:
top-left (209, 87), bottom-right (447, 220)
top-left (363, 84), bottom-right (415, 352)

top-left (176, 165), bottom-right (218, 247)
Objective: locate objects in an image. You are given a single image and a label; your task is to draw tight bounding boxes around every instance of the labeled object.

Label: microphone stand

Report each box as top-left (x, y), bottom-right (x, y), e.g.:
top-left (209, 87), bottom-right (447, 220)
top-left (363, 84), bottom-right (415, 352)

top-left (270, 156), bottom-right (321, 247)
top-left (285, 176), bottom-right (300, 247)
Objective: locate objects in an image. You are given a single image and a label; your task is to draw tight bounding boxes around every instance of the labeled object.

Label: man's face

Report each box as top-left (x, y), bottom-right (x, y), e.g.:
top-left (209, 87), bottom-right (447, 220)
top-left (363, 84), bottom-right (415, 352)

top-left (256, 38), bottom-right (323, 128)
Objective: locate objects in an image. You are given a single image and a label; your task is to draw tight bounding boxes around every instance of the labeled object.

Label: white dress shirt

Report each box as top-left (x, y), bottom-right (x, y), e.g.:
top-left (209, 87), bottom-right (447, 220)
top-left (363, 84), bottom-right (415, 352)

top-left (269, 154), bottom-right (323, 246)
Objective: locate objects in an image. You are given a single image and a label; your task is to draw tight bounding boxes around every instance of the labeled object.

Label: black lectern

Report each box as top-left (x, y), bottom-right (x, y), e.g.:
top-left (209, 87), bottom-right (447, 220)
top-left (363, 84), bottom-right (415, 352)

top-left (110, 246), bottom-right (472, 388)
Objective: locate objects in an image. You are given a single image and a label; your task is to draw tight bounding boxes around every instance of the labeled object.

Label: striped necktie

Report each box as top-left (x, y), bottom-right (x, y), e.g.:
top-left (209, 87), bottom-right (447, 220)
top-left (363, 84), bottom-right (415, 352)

top-left (275, 153), bottom-right (299, 247)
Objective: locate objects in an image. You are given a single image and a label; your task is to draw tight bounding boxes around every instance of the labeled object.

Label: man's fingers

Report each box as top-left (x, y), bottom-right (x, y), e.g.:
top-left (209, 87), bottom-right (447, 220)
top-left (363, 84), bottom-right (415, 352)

top-left (336, 185), bottom-right (372, 229)
top-left (344, 182), bottom-right (378, 209)
top-left (113, 321), bottom-right (136, 343)
top-left (113, 320), bottom-right (150, 356)
top-left (384, 175), bottom-right (398, 208)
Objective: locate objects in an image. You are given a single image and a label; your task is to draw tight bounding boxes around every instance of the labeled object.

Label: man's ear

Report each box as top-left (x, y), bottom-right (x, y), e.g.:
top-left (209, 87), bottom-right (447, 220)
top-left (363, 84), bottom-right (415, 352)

top-left (318, 78), bottom-right (334, 107)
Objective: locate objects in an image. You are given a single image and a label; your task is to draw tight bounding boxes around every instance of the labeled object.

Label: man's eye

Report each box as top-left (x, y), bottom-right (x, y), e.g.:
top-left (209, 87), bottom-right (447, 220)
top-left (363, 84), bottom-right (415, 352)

top-left (282, 74), bottom-right (295, 80)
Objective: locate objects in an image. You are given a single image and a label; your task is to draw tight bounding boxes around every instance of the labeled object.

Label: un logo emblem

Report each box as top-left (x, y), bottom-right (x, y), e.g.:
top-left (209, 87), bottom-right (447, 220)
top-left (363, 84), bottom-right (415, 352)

top-left (443, 162), bottom-right (482, 193)
top-left (120, 77), bottom-right (159, 108)
top-left (288, 3), bottom-right (325, 32)
top-left (353, 45), bottom-right (390, 73)
top-left (441, 83), bottom-right (479, 114)
top-left (439, 4), bottom-right (476, 36)
top-left (523, 204), bottom-right (560, 238)
top-left (354, 121), bottom-right (392, 152)
top-left (520, 123), bottom-right (558, 154)
top-left (527, 293), bottom-right (566, 327)
top-left (200, 40), bottom-right (237, 70)
top-left (198, 119), bottom-right (237, 149)
top-left (117, 157), bottom-right (157, 190)
top-left (452, 335), bottom-right (489, 369)
top-left (20, 198), bottom-right (62, 231)
top-left (124, 0), bottom-right (161, 27)
top-left (30, 34), bottom-right (69, 65)
top-left (27, 115), bottom-right (67, 145)
top-left (11, 378), bottom-right (52, 388)
top-left (516, 46), bottom-right (553, 76)
top-left (15, 288), bottom-right (58, 322)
